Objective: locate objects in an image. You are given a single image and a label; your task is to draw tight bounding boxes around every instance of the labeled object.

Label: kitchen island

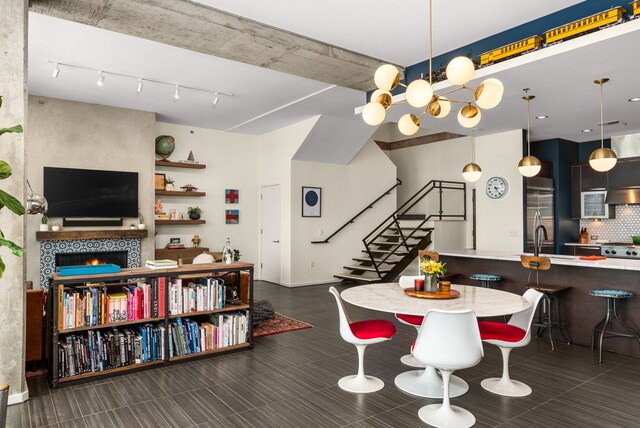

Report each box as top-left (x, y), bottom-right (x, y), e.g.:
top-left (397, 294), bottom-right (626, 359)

top-left (438, 249), bottom-right (640, 358)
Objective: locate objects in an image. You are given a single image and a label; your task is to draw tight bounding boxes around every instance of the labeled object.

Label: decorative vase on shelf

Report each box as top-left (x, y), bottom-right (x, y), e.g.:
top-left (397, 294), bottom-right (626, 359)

top-left (424, 274), bottom-right (438, 293)
top-left (165, 183), bottom-right (174, 191)
top-left (222, 237), bottom-right (233, 264)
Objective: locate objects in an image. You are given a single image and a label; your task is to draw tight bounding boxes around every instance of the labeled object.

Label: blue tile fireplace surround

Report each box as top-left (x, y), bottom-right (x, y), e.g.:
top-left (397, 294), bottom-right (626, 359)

top-left (39, 238), bottom-right (142, 288)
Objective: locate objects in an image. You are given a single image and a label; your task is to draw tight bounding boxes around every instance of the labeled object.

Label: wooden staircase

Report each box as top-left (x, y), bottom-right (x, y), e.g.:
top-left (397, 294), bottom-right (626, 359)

top-left (333, 180), bottom-right (466, 284)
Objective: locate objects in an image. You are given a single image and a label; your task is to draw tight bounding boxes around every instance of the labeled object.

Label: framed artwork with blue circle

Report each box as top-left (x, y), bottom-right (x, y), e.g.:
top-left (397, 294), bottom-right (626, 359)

top-left (302, 186), bottom-right (321, 217)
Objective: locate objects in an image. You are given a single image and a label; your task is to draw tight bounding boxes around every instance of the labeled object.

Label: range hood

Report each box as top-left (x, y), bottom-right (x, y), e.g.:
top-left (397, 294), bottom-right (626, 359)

top-left (605, 188), bottom-right (640, 205)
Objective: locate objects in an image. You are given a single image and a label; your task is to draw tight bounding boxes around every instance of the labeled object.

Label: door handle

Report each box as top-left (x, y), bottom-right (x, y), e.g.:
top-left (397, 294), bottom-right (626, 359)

top-left (272, 240), bottom-right (280, 243)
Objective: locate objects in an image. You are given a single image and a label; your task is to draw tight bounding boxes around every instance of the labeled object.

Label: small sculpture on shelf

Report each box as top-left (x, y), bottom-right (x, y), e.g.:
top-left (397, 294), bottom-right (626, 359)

top-left (222, 237), bottom-right (233, 264)
top-left (181, 184), bottom-right (197, 192)
top-left (155, 199), bottom-right (163, 215)
top-left (192, 233), bottom-right (201, 248)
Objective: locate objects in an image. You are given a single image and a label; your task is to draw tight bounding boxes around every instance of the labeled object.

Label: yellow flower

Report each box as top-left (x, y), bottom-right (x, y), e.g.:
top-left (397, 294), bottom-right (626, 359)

top-left (420, 258), bottom-right (447, 277)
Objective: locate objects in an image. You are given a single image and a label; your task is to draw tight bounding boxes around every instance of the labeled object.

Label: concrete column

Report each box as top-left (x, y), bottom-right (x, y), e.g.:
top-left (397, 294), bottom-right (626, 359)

top-left (0, 0), bottom-right (28, 405)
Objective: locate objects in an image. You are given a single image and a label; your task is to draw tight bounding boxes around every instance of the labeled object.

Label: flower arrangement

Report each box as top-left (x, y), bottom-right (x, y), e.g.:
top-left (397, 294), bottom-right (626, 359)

top-left (420, 258), bottom-right (447, 278)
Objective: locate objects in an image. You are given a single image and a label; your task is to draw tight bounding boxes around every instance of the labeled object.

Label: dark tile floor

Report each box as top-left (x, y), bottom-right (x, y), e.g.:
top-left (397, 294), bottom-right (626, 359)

top-left (8, 281), bottom-right (640, 427)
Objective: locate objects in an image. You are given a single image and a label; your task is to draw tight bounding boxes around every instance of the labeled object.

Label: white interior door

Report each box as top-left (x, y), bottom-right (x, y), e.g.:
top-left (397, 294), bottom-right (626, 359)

top-left (260, 185), bottom-right (281, 284)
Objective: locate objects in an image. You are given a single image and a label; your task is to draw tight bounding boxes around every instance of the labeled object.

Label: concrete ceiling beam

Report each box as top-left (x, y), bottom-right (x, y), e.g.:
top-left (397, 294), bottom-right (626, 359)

top-left (30, 0), bottom-right (402, 92)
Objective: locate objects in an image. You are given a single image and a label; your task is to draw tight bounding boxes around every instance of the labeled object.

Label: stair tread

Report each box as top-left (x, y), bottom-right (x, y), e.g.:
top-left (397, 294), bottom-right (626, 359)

top-left (380, 234), bottom-right (428, 239)
top-left (388, 227), bottom-right (434, 231)
top-left (334, 273), bottom-right (380, 283)
top-left (344, 265), bottom-right (391, 273)
top-left (363, 249), bottom-right (408, 255)
top-left (352, 257), bottom-right (401, 264)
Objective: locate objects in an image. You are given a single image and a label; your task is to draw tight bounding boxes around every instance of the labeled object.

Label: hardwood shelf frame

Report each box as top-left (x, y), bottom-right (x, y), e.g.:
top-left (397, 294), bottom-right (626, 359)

top-left (155, 220), bottom-right (206, 225)
top-left (169, 303), bottom-right (250, 319)
top-left (155, 190), bottom-right (206, 197)
top-left (36, 229), bottom-right (148, 241)
top-left (48, 262), bottom-right (254, 388)
top-left (59, 316), bottom-right (166, 334)
top-left (155, 160), bottom-right (206, 169)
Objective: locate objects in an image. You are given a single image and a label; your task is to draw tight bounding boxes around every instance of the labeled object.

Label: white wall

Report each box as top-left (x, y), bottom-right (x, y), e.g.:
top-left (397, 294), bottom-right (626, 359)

top-left (25, 97), bottom-right (156, 286)
top-left (154, 122), bottom-right (259, 265)
top-left (384, 135), bottom-right (473, 248)
top-left (475, 130), bottom-right (524, 253)
top-left (290, 140), bottom-right (397, 285)
top-left (258, 117), bottom-right (319, 285)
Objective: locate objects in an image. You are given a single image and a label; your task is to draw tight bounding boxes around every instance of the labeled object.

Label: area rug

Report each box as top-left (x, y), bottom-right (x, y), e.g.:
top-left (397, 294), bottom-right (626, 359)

top-left (253, 313), bottom-right (313, 337)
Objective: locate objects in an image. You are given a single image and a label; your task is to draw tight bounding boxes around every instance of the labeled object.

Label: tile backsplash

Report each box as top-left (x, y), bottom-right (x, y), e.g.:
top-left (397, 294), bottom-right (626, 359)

top-left (580, 205), bottom-right (640, 243)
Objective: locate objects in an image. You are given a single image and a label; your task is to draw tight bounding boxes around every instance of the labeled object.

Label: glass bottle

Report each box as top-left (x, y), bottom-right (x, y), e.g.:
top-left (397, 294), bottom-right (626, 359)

top-left (222, 237), bottom-right (233, 264)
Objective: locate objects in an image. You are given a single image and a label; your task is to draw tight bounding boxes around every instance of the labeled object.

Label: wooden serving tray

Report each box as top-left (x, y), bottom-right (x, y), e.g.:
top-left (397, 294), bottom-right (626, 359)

top-left (403, 288), bottom-right (461, 299)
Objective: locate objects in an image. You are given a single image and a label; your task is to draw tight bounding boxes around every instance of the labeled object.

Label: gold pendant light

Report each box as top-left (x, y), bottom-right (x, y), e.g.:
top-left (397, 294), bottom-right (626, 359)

top-left (589, 78), bottom-right (617, 172)
top-left (518, 95), bottom-right (542, 177)
top-left (462, 130), bottom-right (482, 182)
top-left (363, 0), bottom-right (504, 133)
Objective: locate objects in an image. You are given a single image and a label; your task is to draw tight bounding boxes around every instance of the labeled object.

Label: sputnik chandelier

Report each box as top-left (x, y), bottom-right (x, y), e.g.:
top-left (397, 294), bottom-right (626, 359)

top-left (362, 0), bottom-right (504, 135)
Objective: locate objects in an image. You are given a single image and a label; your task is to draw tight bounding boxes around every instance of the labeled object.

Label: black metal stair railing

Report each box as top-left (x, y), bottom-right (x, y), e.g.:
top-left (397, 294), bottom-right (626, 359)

top-left (311, 178), bottom-right (402, 244)
top-left (362, 180), bottom-right (466, 279)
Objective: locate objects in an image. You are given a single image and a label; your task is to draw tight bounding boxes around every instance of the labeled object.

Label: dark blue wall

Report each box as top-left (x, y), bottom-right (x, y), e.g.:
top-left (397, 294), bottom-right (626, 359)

top-left (406, 0), bottom-right (632, 83)
top-left (578, 138), bottom-right (611, 162)
top-left (531, 138), bottom-right (580, 254)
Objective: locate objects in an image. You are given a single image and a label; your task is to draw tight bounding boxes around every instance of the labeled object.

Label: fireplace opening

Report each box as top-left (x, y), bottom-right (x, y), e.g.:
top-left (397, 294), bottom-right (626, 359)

top-left (55, 251), bottom-right (128, 268)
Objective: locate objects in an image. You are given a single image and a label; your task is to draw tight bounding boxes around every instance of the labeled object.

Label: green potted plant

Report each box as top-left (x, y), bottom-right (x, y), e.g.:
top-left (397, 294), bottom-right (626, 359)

top-left (164, 176), bottom-right (175, 191)
top-left (233, 249), bottom-right (242, 262)
top-left (188, 206), bottom-right (202, 220)
top-left (40, 215), bottom-right (49, 231)
top-left (0, 96), bottom-right (26, 279)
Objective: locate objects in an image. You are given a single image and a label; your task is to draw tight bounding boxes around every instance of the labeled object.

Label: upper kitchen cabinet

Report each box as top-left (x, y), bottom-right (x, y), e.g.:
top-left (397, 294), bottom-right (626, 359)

top-left (607, 157), bottom-right (640, 189)
top-left (580, 165), bottom-right (608, 190)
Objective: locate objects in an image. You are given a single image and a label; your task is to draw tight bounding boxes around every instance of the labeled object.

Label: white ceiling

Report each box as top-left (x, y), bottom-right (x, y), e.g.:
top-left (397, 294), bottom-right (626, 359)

top-left (28, 0), bottom-right (640, 142)
top-left (193, 0), bottom-right (581, 65)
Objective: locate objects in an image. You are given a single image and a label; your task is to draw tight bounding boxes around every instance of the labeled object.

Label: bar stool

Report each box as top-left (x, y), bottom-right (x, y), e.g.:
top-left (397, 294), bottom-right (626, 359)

top-left (469, 273), bottom-right (502, 288)
top-left (589, 289), bottom-right (640, 363)
top-left (520, 256), bottom-right (571, 350)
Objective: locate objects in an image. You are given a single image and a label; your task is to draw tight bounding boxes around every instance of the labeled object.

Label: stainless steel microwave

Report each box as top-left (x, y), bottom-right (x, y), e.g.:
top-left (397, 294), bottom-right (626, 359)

top-left (581, 190), bottom-right (609, 219)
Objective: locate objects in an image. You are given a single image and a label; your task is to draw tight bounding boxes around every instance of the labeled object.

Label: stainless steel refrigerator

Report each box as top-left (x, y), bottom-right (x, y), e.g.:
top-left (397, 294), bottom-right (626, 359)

top-left (526, 177), bottom-right (555, 254)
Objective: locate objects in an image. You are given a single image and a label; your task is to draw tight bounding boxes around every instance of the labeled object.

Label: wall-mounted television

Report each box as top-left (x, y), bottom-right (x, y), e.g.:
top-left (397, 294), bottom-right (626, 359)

top-left (44, 167), bottom-right (138, 218)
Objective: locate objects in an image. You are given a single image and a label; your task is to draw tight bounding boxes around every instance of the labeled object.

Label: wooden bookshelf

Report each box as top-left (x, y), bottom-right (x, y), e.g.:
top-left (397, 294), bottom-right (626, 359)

top-left (155, 190), bottom-right (206, 197)
top-left (155, 219), bottom-right (206, 225)
top-left (155, 160), bottom-right (206, 169)
top-left (48, 262), bottom-right (254, 387)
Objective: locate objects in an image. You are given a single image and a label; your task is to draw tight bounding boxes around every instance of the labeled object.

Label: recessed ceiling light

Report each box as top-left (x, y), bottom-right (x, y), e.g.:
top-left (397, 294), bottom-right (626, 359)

top-left (629, 97), bottom-right (640, 102)
top-left (582, 129), bottom-right (593, 133)
top-left (536, 115), bottom-right (548, 120)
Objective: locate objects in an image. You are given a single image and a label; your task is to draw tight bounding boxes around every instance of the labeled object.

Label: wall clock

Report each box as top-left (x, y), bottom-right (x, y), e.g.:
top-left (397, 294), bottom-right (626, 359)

top-left (486, 176), bottom-right (509, 199)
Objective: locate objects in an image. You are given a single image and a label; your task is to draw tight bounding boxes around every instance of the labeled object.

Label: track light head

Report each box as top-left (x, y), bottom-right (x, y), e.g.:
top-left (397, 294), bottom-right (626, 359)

top-left (52, 63), bottom-right (60, 78)
top-left (213, 92), bottom-right (220, 107)
top-left (174, 85), bottom-right (180, 100)
top-left (97, 71), bottom-right (105, 87)
top-left (137, 78), bottom-right (144, 94)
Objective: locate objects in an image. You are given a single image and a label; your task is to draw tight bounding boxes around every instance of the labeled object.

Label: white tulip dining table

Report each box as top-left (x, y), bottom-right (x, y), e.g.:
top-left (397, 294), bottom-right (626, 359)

top-left (340, 283), bottom-right (531, 399)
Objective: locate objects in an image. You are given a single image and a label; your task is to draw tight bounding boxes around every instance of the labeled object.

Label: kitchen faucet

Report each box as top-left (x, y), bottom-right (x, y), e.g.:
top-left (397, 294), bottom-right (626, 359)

top-left (534, 224), bottom-right (548, 257)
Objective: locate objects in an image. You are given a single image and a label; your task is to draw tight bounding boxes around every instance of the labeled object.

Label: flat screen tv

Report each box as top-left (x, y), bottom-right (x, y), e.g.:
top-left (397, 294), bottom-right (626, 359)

top-left (44, 167), bottom-right (138, 218)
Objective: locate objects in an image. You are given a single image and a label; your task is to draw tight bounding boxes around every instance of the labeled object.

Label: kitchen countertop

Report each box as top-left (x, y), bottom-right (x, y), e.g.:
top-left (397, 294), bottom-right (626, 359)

top-left (564, 242), bottom-right (602, 247)
top-left (437, 249), bottom-right (640, 271)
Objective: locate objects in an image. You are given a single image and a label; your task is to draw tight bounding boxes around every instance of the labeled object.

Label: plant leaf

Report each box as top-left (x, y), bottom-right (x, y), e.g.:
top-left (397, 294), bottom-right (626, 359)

top-left (0, 238), bottom-right (23, 257)
top-left (0, 160), bottom-right (12, 179)
top-left (0, 125), bottom-right (23, 136)
top-left (0, 256), bottom-right (5, 279)
top-left (0, 189), bottom-right (25, 215)
top-left (0, 96), bottom-right (3, 109)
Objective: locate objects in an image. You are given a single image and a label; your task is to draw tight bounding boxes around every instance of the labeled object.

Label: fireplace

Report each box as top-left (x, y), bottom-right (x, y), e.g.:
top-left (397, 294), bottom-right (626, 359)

top-left (40, 238), bottom-right (142, 288)
top-left (55, 251), bottom-right (128, 268)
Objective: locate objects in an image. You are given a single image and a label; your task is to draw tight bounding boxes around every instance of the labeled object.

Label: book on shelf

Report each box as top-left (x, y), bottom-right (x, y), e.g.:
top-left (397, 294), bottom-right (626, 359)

top-left (145, 259), bottom-right (178, 269)
top-left (169, 277), bottom-right (226, 315)
top-left (58, 280), bottom-right (166, 330)
top-left (57, 323), bottom-right (165, 378)
top-left (168, 311), bottom-right (249, 358)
